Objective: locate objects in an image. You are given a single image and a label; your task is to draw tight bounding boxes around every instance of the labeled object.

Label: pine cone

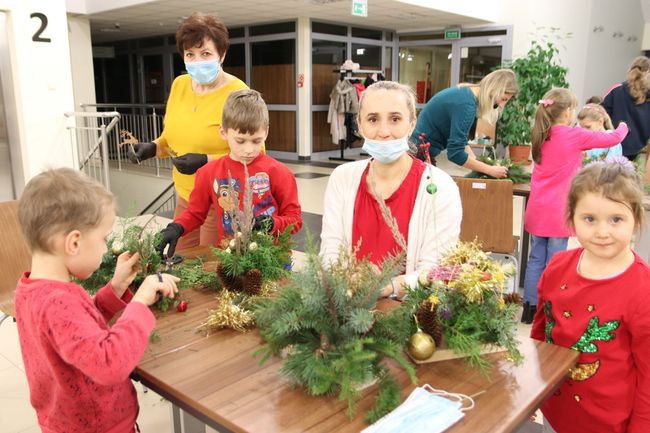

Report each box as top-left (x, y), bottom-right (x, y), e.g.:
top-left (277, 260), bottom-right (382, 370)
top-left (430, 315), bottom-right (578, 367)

top-left (417, 300), bottom-right (443, 346)
top-left (216, 263), bottom-right (244, 292)
top-left (503, 292), bottom-right (523, 305)
top-left (243, 269), bottom-right (263, 296)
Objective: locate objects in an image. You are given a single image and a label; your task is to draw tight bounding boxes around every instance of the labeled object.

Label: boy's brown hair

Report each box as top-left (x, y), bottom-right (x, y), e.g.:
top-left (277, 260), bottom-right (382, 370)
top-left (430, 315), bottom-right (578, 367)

top-left (221, 89), bottom-right (269, 135)
top-left (567, 161), bottom-right (645, 230)
top-left (18, 168), bottom-right (115, 253)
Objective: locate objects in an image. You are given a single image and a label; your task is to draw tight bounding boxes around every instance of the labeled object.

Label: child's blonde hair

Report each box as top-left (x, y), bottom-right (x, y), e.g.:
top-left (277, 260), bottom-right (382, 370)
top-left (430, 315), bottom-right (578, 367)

top-left (18, 168), bottom-right (115, 253)
top-left (626, 56), bottom-right (650, 105)
top-left (358, 81), bottom-right (417, 122)
top-left (466, 68), bottom-right (519, 124)
top-left (566, 159), bottom-right (645, 230)
top-left (221, 89), bottom-right (269, 135)
top-left (531, 87), bottom-right (578, 164)
top-left (577, 104), bottom-right (613, 130)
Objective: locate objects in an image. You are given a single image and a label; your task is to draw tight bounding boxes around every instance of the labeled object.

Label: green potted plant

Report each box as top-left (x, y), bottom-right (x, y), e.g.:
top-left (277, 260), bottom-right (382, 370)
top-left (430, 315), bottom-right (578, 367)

top-left (497, 34), bottom-right (569, 164)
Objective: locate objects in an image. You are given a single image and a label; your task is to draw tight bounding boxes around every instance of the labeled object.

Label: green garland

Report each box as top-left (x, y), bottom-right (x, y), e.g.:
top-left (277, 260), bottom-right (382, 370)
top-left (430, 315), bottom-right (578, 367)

top-left (465, 155), bottom-right (531, 184)
top-left (253, 245), bottom-right (416, 423)
top-left (211, 225), bottom-right (293, 283)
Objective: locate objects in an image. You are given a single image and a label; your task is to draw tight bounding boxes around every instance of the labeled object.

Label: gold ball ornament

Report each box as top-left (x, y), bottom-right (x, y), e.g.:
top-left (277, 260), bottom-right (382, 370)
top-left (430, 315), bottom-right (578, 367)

top-left (408, 330), bottom-right (436, 360)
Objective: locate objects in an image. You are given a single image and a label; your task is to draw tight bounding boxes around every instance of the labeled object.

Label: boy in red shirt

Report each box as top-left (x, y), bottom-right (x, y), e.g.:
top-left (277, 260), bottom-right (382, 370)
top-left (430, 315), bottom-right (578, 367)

top-left (14, 168), bottom-right (179, 433)
top-left (158, 89), bottom-right (302, 257)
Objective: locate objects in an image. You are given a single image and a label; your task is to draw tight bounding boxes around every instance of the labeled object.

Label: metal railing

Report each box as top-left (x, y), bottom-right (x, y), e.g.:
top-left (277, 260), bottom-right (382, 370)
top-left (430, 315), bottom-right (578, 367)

top-left (64, 111), bottom-right (121, 189)
top-left (140, 181), bottom-right (176, 217)
top-left (80, 103), bottom-right (172, 176)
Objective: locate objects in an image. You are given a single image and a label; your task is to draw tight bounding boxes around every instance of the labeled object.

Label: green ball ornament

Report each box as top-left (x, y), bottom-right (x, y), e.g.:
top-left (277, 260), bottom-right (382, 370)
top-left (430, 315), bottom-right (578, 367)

top-left (426, 183), bottom-right (437, 194)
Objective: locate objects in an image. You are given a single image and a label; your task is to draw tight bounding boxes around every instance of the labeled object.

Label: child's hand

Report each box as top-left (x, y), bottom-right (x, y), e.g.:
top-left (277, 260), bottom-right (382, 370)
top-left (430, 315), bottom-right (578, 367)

top-left (111, 252), bottom-right (141, 298)
top-left (132, 273), bottom-right (180, 306)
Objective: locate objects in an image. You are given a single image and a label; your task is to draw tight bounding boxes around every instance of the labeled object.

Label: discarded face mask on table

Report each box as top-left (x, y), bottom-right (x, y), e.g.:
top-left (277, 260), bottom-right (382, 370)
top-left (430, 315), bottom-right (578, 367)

top-left (362, 384), bottom-right (475, 433)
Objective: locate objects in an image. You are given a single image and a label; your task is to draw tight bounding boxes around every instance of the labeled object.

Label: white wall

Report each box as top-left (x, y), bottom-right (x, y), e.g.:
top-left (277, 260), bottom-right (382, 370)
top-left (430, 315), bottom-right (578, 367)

top-left (641, 22), bottom-right (650, 50)
top-left (499, 0), bottom-right (646, 103)
top-left (0, 0), bottom-right (76, 191)
top-left (67, 14), bottom-right (96, 109)
top-left (583, 0), bottom-right (645, 101)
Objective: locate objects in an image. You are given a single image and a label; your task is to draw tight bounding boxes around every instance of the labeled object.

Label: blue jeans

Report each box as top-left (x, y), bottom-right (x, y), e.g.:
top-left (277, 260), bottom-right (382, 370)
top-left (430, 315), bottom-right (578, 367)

top-left (523, 235), bottom-right (568, 304)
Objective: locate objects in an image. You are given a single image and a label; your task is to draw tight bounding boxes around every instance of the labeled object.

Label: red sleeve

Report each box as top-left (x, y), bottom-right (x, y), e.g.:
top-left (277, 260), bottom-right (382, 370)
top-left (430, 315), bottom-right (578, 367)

top-left (93, 282), bottom-right (131, 322)
top-left (627, 268), bottom-right (650, 432)
top-left (576, 123), bottom-right (628, 151)
top-left (44, 292), bottom-right (155, 386)
top-left (269, 165), bottom-right (302, 235)
top-left (530, 270), bottom-right (549, 341)
top-left (174, 163), bottom-right (214, 233)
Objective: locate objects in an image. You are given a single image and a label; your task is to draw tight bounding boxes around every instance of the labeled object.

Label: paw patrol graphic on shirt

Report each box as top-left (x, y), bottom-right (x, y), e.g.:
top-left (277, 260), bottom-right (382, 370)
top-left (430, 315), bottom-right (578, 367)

top-left (214, 178), bottom-right (241, 236)
top-left (250, 172), bottom-right (276, 216)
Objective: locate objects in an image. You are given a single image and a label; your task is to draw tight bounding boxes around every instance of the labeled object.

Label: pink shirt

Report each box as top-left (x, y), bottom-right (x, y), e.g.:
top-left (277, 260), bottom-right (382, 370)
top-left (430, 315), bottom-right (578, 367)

top-left (524, 123), bottom-right (628, 237)
top-left (14, 274), bottom-right (156, 433)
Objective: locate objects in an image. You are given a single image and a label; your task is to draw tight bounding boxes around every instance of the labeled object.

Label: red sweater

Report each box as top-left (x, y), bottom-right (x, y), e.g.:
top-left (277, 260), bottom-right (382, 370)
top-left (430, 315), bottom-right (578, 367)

top-left (175, 153), bottom-right (302, 242)
top-left (14, 274), bottom-right (156, 433)
top-left (531, 249), bottom-right (650, 433)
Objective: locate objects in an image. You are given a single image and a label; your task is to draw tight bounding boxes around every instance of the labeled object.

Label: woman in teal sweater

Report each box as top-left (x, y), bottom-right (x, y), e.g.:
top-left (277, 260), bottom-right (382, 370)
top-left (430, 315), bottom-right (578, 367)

top-left (411, 69), bottom-right (518, 178)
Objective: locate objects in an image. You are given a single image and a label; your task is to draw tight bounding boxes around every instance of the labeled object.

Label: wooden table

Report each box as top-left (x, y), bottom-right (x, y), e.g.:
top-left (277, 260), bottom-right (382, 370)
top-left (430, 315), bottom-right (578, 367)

top-left (135, 248), bottom-right (578, 433)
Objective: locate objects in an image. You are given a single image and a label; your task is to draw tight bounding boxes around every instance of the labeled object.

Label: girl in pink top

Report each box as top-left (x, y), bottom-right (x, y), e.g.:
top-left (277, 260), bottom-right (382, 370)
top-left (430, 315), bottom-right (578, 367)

top-left (521, 88), bottom-right (628, 323)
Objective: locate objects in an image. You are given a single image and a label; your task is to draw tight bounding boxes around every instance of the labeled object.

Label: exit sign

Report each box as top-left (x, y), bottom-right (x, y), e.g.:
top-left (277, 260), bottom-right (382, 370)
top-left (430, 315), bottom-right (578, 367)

top-left (352, 0), bottom-right (367, 17)
top-left (444, 28), bottom-right (461, 40)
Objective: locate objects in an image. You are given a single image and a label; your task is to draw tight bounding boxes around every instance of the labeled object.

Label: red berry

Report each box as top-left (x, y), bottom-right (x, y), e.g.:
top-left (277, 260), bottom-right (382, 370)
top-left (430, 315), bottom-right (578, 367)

top-left (177, 300), bottom-right (188, 312)
top-left (481, 272), bottom-right (492, 282)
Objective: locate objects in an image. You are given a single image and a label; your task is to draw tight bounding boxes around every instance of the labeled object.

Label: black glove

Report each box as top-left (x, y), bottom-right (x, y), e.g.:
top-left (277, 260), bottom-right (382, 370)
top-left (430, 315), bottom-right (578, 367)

top-left (253, 215), bottom-right (274, 233)
top-left (172, 153), bottom-right (208, 175)
top-left (127, 141), bottom-right (157, 164)
top-left (158, 223), bottom-right (184, 259)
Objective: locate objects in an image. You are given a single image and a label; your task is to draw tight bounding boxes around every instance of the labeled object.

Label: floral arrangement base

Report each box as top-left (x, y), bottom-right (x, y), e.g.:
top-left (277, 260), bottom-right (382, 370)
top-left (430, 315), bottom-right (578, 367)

top-left (407, 341), bottom-right (506, 364)
top-left (216, 263), bottom-right (263, 296)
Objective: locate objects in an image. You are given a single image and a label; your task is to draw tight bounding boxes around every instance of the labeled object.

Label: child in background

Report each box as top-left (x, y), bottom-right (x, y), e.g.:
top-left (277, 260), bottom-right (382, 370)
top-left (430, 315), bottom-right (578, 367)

top-left (531, 159), bottom-right (650, 433)
top-left (521, 88), bottom-right (628, 324)
top-left (578, 103), bottom-right (623, 160)
top-left (15, 168), bottom-right (179, 433)
top-left (158, 89), bottom-right (302, 258)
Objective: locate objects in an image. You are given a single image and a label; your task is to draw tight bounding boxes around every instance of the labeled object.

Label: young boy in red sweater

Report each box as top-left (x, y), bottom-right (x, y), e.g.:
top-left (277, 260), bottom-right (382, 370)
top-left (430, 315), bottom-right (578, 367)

top-left (15, 168), bottom-right (179, 433)
top-left (158, 89), bottom-right (302, 257)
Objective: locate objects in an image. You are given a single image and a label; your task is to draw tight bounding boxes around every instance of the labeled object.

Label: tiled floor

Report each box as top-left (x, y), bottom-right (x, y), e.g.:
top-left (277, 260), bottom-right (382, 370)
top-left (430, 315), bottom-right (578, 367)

top-left (1, 150), bottom-right (545, 432)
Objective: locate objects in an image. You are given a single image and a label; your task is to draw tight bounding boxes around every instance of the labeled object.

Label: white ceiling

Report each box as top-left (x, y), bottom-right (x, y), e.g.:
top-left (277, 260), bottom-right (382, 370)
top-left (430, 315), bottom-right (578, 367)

top-left (88, 0), bottom-right (492, 44)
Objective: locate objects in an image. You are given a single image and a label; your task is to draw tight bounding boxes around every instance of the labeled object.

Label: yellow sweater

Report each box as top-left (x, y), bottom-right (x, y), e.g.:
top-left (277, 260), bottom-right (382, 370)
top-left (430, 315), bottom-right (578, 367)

top-left (157, 74), bottom-right (248, 200)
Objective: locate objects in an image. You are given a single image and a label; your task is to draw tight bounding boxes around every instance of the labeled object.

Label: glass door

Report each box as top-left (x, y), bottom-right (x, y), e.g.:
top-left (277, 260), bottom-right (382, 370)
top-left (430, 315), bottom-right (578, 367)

top-left (399, 45), bottom-right (452, 105)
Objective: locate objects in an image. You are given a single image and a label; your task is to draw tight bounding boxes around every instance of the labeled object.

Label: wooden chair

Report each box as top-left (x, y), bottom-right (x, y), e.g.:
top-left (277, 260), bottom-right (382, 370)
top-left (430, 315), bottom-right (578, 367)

top-left (454, 178), bottom-right (520, 292)
top-left (0, 200), bottom-right (31, 325)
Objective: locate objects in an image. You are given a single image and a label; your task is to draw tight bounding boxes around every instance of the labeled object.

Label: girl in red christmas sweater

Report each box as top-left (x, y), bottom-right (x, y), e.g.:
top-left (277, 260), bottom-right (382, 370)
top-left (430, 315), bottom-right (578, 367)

top-left (15, 168), bottom-right (179, 433)
top-left (531, 158), bottom-right (650, 433)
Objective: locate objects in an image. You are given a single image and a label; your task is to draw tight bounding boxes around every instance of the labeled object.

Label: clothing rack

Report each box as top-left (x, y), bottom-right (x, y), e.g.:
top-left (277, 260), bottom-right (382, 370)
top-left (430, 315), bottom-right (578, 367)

top-left (329, 69), bottom-right (383, 162)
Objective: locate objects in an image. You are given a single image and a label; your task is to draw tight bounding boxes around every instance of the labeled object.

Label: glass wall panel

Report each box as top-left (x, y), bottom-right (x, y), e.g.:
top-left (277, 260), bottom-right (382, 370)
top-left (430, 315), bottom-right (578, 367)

top-left (142, 54), bottom-right (164, 103)
top-left (352, 43), bottom-right (381, 70)
top-left (399, 45), bottom-right (451, 103)
top-left (223, 43), bottom-right (245, 81)
top-left (266, 111), bottom-right (296, 152)
top-left (312, 40), bottom-right (346, 105)
top-left (251, 39), bottom-right (295, 104)
top-left (459, 45), bottom-right (503, 84)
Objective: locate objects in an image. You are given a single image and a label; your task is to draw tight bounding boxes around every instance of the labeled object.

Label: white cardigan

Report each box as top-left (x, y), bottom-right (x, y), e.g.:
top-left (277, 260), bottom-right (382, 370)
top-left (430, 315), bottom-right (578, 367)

top-left (319, 159), bottom-right (462, 288)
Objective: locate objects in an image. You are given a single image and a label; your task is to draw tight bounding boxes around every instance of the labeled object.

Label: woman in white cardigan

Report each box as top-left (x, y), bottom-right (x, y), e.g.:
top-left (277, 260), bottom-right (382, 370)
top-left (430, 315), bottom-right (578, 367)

top-left (320, 81), bottom-right (462, 299)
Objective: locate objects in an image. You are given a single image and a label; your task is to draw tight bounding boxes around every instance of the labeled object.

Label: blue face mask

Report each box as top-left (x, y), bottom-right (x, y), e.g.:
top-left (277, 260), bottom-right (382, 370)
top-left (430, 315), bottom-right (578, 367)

top-left (185, 59), bottom-right (221, 85)
top-left (362, 136), bottom-right (410, 164)
top-left (361, 385), bottom-right (473, 433)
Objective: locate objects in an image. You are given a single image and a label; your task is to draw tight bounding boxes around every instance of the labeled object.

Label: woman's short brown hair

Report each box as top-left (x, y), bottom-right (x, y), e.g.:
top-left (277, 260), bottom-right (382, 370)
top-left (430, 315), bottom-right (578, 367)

top-left (18, 168), bottom-right (115, 253)
top-left (176, 12), bottom-right (230, 58)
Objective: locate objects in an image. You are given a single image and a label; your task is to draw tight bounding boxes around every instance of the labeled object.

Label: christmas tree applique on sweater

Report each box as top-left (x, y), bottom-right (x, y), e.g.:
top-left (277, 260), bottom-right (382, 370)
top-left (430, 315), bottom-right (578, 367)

top-left (544, 302), bottom-right (619, 381)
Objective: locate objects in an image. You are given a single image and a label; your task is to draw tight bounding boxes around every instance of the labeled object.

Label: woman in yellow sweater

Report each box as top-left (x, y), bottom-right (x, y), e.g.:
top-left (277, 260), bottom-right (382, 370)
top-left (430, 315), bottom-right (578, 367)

top-left (129, 12), bottom-right (248, 250)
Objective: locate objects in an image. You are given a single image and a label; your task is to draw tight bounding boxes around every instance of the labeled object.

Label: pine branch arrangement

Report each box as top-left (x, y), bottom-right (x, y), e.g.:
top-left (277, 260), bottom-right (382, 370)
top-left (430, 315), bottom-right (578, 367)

top-left (465, 155), bottom-right (531, 184)
top-left (211, 165), bottom-right (293, 293)
top-left (253, 244), bottom-right (416, 423)
top-left (400, 241), bottom-right (523, 373)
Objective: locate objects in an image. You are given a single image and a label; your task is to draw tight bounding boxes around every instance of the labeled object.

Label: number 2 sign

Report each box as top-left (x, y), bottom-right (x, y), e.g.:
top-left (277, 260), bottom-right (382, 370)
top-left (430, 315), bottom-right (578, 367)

top-left (30, 12), bottom-right (51, 43)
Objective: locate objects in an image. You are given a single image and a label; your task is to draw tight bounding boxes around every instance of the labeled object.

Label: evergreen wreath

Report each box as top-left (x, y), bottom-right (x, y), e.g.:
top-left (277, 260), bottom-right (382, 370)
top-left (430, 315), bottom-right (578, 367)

top-left (465, 154), bottom-right (531, 184)
top-left (253, 242), bottom-right (416, 423)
